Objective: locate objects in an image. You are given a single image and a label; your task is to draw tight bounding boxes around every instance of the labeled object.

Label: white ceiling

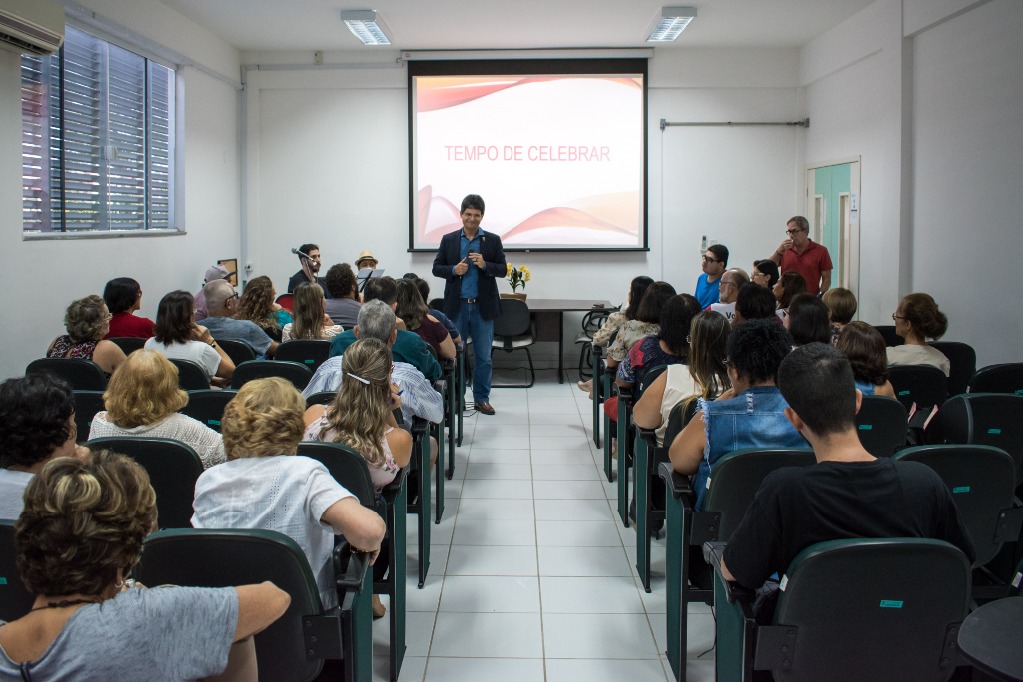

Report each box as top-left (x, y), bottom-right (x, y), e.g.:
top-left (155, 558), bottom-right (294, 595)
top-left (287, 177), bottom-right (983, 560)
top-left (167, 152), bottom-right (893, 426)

top-left (157, 0), bottom-right (874, 53)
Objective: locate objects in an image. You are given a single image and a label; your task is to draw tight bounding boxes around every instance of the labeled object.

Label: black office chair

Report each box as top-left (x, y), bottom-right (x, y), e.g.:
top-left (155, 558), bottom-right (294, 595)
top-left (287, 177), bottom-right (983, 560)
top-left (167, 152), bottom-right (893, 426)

top-left (107, 336), bottom-right (146, 355)
top-left (179, 389), bottom-right (238, 432)
top-left (26, 358), bottom-right (107, 391)
top-left (276, 339), bottom-right (332, 373)
top-left (855, 395), bottom-right (907, 457)
top-left (615, 364), bottom-right (669, 528)
top-left (491, 298), bottom-right (535, 388)
top-left (873, 324), bottom-right (903, 347)
top-left (0, 520), bottom-right (35, 622)
top-left (215, 338), bottom-right (257, 365)
top-left (231, 360), bottom-right (312, 390)
top-left (929, 341), bottom-right (976, 398)
top-left (168, 358), bottom-right (211, 390)
top-left (889, 365), bottom-right (948, 412)
top-left (87, 437), bottom-right (203, 529)
top-left (970, 362), bottom-right (1023, 395)
top-left (924, 393), bottom-right (1023, 483)
top-left (306, 390), bottom-right (337, 407)
top-left (574, 308), bottom-right (612, 382)
top-left (72, 390), bottom-right (105, 442)
top-left (136, 528), bottom-right (371, 682)
top-left (705, 538), bottom-right (972, 682)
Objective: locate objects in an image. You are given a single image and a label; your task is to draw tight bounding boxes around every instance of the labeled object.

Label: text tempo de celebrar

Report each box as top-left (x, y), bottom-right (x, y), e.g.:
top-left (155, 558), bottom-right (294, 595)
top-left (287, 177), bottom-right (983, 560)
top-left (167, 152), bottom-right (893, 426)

top-left (444, 144), bottom-right (611, 162)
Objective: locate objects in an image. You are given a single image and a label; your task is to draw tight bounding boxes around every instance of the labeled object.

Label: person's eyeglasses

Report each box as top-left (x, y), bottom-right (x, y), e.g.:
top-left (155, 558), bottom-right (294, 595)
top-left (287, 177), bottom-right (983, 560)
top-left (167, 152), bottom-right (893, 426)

top-left (721, 280), bottom-right (737, 288)
top-left (891, 313), bottom-right (906, 321)
top-left (702, 255), bottom-right (720, 264)
top-left (104, 313), bottom-right (113, 321)
top-left (785, 228), bottom-right (806, 235)
top-left (228, 293), bottom-right (240, 302)
top-left (751, 271), bottom-right (765, 278)
top-left (722, 358), bottom-right (733, 367)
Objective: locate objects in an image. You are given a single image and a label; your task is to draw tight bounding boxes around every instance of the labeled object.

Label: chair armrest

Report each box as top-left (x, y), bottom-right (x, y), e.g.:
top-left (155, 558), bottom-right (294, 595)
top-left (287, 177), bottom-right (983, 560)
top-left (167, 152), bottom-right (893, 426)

top-left (638, 427), bottom-right (658, 447)
top-left (995, 505), bottom-right (1023, 544)
top-left (379, 467), bottom-right (408, 503)
top-left (658, 461), bottom-right (694, 498)
top-left (333, 540), bottom-right (369, 592)
top-left (704, 541), bottom-right (755, 605)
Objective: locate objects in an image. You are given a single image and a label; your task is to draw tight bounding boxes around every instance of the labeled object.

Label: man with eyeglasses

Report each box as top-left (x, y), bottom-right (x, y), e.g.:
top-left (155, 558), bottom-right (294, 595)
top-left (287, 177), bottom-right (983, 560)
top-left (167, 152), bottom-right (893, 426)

top-left (707, 268), bottom-right (750, 322)
top-left (769, 216), bottom-right (833, 297)
top-left (200, 279), bottom-right (279, 359)
top-left (695, 243), bottom-right (729, 308)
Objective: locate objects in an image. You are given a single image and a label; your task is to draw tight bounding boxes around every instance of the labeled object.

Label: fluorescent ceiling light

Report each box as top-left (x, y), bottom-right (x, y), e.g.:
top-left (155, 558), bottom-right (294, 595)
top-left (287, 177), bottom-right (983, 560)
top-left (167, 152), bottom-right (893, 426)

top-left (646, 6), bottom-right (697, 42)
top-left (341, 9), bottom-right (391, 46)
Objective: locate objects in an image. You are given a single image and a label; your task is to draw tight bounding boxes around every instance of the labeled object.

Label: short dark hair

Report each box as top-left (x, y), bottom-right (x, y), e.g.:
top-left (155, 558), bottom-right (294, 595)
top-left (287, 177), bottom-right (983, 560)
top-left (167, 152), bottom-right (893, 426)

top-left (298, 243), bottom-right (319, 262)
top-left (778, 342), bottom-right (857, 436)
top-left (726, 319), bottom-right (793, 384)
top-left (624, 276), bottom-right (655, 321)
top-left (787, 216), bottom-right (810, 232)
top-left (325, 263), bottom-right (357, 299)
top-left (102, 277), bottom-right (141, 315)
top-left (460, 194), bottom-right (485, 215)
top-left (787, 294), bottom-right (832, 346)
top-left (0, 374), bottom-right (74, 468)
top-left (153, 290), bottom-right (195, 344)
top-left (659, 294), bottom-right (702, 357)
top-left (707, 244), bottom-right (729, 267)
top-left (409, 276), bottom-right (431, 305)
top-left (735, 284), bottom-right (777, 321)
top-left (836, 321), bottom-right (889, 387)
top-left (635, 281), bottom-right (678, 324)
top-left (753, 259), bottom-right (780, 288)
top-left (776, 271), bottom-right (807, 309)
top-left (363, 276), bottom-right (398, 305)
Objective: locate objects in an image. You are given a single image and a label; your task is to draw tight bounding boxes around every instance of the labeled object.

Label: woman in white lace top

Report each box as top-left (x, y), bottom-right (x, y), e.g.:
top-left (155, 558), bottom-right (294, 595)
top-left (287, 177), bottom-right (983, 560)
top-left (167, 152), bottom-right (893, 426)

top-left (88, 350), bottom-right (226, 468)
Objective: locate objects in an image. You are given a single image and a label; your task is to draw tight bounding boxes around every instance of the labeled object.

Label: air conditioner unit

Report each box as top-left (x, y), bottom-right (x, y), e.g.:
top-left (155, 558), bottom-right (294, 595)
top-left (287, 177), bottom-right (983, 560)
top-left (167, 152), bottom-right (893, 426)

top-left (0, 0), bottom-right (64, 56)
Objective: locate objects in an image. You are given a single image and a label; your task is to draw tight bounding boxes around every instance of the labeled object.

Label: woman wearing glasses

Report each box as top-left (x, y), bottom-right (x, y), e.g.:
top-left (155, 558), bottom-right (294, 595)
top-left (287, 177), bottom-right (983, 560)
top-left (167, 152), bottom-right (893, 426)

top-left (886, 293), bottom-right (950, 376)
top-left (46, 295), bottom-right (127, 375)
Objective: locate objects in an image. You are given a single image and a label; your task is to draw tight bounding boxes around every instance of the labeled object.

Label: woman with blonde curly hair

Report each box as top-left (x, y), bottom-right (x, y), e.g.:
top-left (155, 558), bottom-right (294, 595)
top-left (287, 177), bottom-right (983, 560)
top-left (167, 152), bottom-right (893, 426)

top-left (303, 338), bottom-right (413, 492)
top-left (88, 350), bottom-right (226, 469)
top-left (0, 450), bottom-right (289, 679)
top-left (281, 282), bottom-right (343, 342)
top-left (234, 275), bottom-right (291, 342)
top-left (46, 294), bottom-right (126, 375)
top-left (192, 377), bottom-right (385, 610)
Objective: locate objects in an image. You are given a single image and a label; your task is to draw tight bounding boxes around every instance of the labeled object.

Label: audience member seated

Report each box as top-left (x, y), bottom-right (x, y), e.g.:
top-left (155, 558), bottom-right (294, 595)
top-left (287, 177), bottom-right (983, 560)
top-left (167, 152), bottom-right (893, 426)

top-left (324, 263), bottom-right (362, 328)
top-left (578, 275), bottom-right (654, 394)
top-left (887, 293), bottom-right (951, 377)
top-left (669, 319), bottom-right (805, 509)
top-left (282, 282), bottom-right (343, 342)
top-left (329, 277), bottom-right (441, 382)
top-left (786, 293), bottom-right (832, 346)
top-left (717, 344), bottom-right (975, 621)
top-left (0, 451), bottom-right (290, 678)
top-left (604, 294), bottom-right (702, 423)
top-left (192, 378), bottom-right (386, 610)
top-left (46, 295), bottom-right (127, 376)
top-left (194, 263), bottom-right (232, 323)
top-left (394, 278), bottom-right (456, 361)
top-left (732, 283), bottom-right (778, 327)
top-left (836, 322), bottom-right (897, 398)
top-left (405, 274), bottom-right (461, 345)
top-left (604, 281), bottom-right (677, 371)
top-left (145, 290), bottom-right (235, 385)
top-left (634, 310), bottom-right (731, 446)
top-left (751, 259), bottom-right (779, 289)
top-left (102, 277), bottom-right (155, 339)
top-left (234, 275), bottom-right (291, 343)
top-left (0, 374), bottom-right (88, 519)
top-left (707, 269), bottom-right (749, 322)
top-left (822, 287), bottom-right (857, 343)
top-left (88, 350), bottom-right (226, 469)
top-left (773, 270), bottom-right (807, 323)
top-left (202, 279), bottom-right (279, 359)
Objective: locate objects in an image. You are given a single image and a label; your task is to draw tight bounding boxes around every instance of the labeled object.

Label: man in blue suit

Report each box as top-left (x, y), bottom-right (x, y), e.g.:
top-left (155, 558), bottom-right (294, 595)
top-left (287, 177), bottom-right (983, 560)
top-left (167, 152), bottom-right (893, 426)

top-left (432, 194), bottom-right (507, 415)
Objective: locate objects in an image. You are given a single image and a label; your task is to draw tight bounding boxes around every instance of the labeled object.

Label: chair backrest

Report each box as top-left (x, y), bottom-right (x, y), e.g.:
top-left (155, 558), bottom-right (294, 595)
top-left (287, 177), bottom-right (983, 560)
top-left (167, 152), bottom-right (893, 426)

top-left (136, 528), bottom-right (327, 682)
top-left (275, 293), bottom-right (294, 313)
top-left (179, 389), bottom-right (237, 432)
top-left (929, 341), bottom-right (976, 398)
top-left (306, 391), bottom-right (337, 407)
top-left (492, 299), bottom-right (531, 337)
top-left (107, 336), bottom-right (147, 355)
top-left (580, 309), bottom-right (610, 338)
top-left (703, 448), bottom-right (816, 539)
top-left (215, 338), bottom-right (257, 365)
top-left (894, 444), bottom-right (1017, 566)
top-left (296, 442), bottom-right (376, 507)
top-left (889, 365), bottom-right (948, 411)
top-left (276, 339), bottom-right (331, 372)
top-left (855, 395), bottom-right (907, 458)
top-left (873, 324), bottom-right (903, 347)
top-left (0, 520), bottom-right (35, 622)
top-left (231, 360), bottom-right (313, 390)
top-left (72, 390), bottom-right (106, 442)
top-left (428, 297), bottom-right (444, 311)
top-left (168, 358), bottom-right (212, 390)
top-left (770, 538), bottom-right (971, 682)
top-left (87, 437), bottom-right (203, 529)
top-left (923, 393), bottom-right (1023, 483)
top-left (26, 358), bottom-right (107, 391)
top-left (637, 363), bottom-right (669, 397)
top-left (663, 398), bottom-right (700, 448)
top-left (970, 362), bottom-right (1023, 395)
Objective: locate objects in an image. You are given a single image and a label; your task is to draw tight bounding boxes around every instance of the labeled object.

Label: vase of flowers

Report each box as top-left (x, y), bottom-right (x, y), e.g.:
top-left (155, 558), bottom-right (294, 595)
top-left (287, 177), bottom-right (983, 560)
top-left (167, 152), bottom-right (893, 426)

top-left (503, 263), bottom-right (530, 300)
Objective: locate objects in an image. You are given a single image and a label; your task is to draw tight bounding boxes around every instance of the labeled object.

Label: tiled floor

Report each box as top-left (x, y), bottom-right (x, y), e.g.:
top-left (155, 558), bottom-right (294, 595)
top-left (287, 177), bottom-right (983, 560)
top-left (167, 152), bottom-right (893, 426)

top-left (371, 376), bottom-right (716, 681)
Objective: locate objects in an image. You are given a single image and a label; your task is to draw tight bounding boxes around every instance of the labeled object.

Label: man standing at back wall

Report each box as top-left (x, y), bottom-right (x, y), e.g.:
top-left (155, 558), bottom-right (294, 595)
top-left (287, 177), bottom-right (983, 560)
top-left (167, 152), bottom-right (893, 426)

top-left (769, 215), bottom-right (833, 297)
top-left (432, 194), bottom-right (507, 416)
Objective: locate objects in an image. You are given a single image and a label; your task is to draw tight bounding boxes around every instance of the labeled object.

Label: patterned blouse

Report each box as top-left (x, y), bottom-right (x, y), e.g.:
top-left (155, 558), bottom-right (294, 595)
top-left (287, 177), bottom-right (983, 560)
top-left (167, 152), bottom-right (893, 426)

top-left (48, 335), bottom-right (97, 360)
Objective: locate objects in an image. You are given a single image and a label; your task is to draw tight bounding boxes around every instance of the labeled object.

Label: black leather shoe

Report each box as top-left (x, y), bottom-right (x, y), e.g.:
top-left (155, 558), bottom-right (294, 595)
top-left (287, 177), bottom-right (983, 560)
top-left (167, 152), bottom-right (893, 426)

top-left (475, 402), bottom-right (496, 415)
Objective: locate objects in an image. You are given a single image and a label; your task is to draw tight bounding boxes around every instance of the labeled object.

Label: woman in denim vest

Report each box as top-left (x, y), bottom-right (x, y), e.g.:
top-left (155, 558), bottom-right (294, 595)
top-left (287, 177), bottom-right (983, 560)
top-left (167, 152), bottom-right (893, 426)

top-left (668, 319), bottom-right (806, 509)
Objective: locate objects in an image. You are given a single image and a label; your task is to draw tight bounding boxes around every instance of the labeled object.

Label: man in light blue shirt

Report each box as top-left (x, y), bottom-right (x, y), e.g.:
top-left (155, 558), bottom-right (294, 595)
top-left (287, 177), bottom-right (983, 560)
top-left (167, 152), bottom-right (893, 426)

top-left (694, 243), bottom-right (728, 308)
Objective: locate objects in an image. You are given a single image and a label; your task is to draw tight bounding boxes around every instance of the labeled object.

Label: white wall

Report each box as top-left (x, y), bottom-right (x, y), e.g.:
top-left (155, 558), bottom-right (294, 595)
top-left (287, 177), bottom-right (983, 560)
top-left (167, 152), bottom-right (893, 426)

top-left (0, 0), bottom-right (241, 379)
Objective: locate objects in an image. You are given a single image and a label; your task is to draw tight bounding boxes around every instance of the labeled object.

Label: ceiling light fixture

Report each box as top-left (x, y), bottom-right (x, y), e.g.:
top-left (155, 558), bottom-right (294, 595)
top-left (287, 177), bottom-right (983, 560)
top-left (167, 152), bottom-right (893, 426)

top-left (341, 9), bottom-right (391, 46)
top-left (646, 7), bottom-right (697, 42)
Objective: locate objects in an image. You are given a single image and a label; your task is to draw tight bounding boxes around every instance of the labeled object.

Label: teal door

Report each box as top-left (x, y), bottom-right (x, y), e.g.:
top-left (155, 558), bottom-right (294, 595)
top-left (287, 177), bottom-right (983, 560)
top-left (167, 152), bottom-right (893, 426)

top-left (808, 161), bottom-right (858, 292)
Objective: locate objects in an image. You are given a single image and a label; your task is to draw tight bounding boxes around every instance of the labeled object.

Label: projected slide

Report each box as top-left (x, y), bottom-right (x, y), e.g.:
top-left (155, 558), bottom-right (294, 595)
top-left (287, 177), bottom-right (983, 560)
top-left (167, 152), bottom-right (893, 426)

top-left (410, 60), bottom-right (647, 251)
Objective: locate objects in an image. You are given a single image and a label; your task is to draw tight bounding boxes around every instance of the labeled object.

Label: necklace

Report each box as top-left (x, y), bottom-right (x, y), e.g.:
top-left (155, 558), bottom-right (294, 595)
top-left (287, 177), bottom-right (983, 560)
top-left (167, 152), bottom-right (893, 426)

top-left (30, 598), bottom-right (99, 612)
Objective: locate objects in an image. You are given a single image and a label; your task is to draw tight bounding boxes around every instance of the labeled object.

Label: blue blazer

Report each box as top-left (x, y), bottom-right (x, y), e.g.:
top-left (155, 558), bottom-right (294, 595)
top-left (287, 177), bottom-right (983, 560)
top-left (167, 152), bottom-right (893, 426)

top-left (432, 229), bottom-right (507, 321)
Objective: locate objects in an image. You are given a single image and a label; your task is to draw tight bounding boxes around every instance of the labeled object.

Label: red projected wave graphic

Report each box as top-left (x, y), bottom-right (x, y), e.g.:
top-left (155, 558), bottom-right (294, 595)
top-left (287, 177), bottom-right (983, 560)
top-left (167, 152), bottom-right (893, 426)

top-left (417, 76), bottom-right (641, 113)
